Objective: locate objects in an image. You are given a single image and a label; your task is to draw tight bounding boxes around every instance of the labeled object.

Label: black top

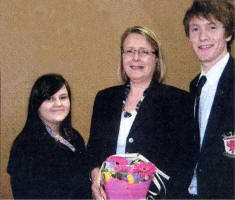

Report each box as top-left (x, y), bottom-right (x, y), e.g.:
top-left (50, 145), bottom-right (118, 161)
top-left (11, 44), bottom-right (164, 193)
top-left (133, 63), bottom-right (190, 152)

top-left (7, 127), bottom-right (91, 199)
top-left (87, 80), bottom-right (195, 198)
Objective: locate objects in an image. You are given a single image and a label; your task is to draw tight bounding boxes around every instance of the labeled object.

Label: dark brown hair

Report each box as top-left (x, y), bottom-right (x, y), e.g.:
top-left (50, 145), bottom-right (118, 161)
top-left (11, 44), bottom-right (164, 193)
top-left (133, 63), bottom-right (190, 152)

top-left (23, 73), bottom-right (73, 140)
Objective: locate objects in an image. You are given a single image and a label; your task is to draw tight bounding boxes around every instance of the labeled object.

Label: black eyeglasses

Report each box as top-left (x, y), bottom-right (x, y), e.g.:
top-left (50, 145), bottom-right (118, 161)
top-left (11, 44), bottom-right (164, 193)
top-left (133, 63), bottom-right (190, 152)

top-left (122, 49), bottom-right (157, 57)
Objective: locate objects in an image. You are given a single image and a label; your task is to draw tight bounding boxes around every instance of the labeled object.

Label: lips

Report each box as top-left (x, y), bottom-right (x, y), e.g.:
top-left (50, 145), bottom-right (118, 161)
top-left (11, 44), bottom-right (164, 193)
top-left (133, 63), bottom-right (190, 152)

top-left (130, 65), bottom-right (144, 70)
top-left (199, 44), bottom-right (213, 49)
top-left (51, 109), bottom-right (64, 112)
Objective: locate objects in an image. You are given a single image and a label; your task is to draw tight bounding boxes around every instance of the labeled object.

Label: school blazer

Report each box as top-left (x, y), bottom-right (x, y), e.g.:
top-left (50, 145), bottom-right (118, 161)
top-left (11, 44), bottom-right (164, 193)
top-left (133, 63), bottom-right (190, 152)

top-left (190, 56), bottom-right (234, 199)
top-left (87, 80), bottom-right (194, 197)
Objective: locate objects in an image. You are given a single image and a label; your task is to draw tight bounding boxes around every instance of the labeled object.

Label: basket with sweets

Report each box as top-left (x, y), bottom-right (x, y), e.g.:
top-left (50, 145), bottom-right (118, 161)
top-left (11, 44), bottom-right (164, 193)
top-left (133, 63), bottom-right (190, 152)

top-left (98, 153), bottom-right (170, 200)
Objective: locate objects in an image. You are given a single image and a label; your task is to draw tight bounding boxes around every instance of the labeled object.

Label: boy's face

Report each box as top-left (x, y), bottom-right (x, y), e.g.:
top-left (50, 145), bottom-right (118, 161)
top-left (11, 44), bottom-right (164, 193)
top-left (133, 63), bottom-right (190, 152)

top-left (189, 16), bottom-right (232, 71)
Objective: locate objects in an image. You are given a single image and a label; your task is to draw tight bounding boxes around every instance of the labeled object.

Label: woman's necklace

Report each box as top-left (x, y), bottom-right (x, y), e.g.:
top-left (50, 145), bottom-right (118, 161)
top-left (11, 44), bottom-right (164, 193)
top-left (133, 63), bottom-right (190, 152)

top-left (122, 82), bottom-right (146, 118)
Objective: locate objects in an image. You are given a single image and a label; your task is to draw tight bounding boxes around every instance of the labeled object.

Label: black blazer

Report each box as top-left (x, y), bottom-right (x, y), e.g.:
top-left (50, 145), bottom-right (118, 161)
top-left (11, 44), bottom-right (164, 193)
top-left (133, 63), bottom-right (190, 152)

top-left (87, 80), bottom-right (194, 198)
top-left (7, 128), bottom-right (90, 199)
top-left (189, 56), bottom-right (234, 199)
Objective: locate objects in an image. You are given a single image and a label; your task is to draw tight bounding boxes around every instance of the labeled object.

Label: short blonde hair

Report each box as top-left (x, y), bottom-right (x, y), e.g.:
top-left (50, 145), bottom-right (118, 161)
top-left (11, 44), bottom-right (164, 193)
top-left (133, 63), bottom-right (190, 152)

top-left (119, 26), bottom-right (166, 83)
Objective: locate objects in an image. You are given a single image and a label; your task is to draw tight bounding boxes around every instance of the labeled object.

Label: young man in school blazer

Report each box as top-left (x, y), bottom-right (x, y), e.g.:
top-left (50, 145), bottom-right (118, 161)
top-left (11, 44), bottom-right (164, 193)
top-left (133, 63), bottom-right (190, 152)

top-left (183, 0), bottom-right (234, 199)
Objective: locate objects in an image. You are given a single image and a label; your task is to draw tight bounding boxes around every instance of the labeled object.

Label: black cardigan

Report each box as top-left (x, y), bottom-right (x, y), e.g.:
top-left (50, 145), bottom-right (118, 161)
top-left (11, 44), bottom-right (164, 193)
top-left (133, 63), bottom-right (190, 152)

top-left (7, 128), bottom-right (91, 199)
top-left (87, 80), bottom-right (195, 198)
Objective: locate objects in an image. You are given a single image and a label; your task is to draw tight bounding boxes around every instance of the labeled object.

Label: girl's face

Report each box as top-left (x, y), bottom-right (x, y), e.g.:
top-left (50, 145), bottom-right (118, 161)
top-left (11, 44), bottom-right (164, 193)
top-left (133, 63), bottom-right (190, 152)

top-left (38, 85), bottom-right (70, 128)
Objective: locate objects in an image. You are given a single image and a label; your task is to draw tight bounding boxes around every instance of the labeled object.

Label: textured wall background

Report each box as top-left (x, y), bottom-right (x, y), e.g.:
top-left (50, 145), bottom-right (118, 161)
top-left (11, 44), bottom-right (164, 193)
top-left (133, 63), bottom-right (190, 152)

top-left (0, 0), bottom-right (234, 198)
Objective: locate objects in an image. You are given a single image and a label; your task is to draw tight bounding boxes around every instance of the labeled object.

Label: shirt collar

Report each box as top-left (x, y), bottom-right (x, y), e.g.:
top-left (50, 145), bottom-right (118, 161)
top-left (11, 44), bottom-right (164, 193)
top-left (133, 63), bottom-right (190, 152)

top-left (200, 53), bottom-right (229, 85)
top-left (45, 126), bottom-right (76, 152)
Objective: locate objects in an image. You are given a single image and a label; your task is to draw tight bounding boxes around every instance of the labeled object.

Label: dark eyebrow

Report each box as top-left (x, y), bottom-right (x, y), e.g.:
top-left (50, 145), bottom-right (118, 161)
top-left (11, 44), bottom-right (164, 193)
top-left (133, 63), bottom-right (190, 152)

top-left (59, 93), bottom-right (68, 96)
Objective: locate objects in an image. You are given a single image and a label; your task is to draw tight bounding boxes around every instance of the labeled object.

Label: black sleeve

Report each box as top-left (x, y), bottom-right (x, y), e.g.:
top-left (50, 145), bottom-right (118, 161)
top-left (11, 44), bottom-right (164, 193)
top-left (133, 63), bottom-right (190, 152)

top-left (69, 129), bottom-right (92, 199)
top-left (7, 134), bottom-right (34, 199)
top-left (163, 90), bottom-right (195, 198)
top-left (86, 91), bottom-right (106, 171)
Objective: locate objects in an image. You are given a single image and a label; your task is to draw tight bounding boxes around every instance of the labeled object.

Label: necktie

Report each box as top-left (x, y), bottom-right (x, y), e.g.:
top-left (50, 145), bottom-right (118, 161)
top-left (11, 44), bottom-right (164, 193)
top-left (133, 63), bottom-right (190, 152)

top-left (195, 76), bottom-right (207, 146)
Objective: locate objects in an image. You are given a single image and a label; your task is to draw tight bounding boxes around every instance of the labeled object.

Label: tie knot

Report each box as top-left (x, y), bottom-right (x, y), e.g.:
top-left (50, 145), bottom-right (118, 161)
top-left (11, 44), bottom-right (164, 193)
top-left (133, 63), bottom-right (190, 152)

top-left (196, 76), bottom-right (207, 97)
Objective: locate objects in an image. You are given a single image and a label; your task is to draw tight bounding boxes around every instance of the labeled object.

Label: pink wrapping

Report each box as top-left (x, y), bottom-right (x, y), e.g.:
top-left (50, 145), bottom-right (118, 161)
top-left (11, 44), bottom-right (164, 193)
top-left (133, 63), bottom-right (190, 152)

top-left (104, 177), bottom-right (152, 200)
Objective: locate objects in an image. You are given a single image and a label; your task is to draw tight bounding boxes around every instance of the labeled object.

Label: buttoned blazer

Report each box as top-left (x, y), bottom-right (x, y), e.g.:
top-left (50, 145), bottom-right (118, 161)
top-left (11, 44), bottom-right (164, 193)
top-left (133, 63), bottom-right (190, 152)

top-left (190, 56), bottom-right (234, 199)
top-left (87, 80), bottom-right (194, 197)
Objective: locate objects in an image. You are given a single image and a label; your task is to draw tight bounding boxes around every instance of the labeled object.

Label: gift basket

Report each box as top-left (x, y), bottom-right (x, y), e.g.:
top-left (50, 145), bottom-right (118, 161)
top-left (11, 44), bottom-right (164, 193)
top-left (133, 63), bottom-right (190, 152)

top-left (98, 153), bottom-right (170, 200)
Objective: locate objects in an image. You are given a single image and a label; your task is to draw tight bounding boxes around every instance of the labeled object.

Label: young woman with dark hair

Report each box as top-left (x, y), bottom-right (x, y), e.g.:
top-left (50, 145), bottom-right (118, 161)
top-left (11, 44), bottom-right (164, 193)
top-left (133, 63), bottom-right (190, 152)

top-left (7, 73), bottom-right (90, 199)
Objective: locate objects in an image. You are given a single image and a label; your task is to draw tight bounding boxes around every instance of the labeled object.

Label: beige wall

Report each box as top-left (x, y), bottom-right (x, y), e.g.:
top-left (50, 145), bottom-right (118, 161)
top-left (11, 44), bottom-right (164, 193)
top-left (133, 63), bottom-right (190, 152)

top-left (1, 0), bottom-right (234, 198)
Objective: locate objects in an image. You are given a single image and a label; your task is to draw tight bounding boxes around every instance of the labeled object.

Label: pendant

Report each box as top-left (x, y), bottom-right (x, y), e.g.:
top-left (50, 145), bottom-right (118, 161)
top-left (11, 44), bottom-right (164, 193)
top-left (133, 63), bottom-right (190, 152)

top-left (124, 111), bottom-right (132, 118)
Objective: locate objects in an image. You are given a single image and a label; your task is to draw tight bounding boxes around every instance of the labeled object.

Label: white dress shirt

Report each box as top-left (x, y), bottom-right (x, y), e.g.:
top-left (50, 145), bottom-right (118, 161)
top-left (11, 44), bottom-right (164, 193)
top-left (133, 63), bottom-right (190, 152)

top-left (188, 53), bottom-right (229, 195)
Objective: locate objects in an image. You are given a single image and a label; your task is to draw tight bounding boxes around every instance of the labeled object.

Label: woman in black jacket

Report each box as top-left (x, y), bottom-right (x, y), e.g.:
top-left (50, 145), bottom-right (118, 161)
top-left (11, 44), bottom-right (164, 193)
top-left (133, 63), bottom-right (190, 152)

top-left (87, 26), bottom-right (194, 199)
top-left (7, 73), bottom-right (90, 199)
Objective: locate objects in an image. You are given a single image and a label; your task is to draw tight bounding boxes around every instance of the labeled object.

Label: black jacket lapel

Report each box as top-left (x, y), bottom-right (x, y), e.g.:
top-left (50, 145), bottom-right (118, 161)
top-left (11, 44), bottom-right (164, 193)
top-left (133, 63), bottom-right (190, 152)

top-left (200, 56), bottom-right (234, 151)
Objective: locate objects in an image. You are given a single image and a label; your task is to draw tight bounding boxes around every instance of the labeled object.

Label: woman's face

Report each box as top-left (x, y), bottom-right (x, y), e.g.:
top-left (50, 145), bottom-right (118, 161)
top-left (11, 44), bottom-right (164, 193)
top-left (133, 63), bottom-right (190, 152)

top-left (38, 85), bottom-right (70, 128)
top-left (122, 33), bottom-right (158, 84)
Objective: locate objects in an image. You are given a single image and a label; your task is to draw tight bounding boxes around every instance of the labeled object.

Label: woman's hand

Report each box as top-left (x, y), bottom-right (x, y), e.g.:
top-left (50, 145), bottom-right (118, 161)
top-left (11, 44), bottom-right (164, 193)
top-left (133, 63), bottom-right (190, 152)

top-left (91, 167), bottom-right (107, 200)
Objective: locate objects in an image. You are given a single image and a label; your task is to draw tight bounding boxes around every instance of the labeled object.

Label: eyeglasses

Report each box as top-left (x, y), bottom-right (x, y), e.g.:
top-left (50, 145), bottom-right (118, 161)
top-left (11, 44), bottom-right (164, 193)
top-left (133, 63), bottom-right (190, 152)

top-left (122, 49), bottom-right (157, 57)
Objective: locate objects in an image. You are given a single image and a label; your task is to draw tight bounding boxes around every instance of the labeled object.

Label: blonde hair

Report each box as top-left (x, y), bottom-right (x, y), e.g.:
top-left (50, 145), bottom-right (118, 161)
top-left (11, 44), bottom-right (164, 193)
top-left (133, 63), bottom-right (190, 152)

top-left (119, 26), bottom-right (166, 83)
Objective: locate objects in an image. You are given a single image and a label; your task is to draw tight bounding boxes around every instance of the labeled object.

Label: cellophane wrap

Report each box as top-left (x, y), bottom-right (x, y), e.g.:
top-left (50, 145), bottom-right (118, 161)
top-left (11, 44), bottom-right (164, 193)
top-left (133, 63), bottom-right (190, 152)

top-left (99, 153), bottom-right (170, 200)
